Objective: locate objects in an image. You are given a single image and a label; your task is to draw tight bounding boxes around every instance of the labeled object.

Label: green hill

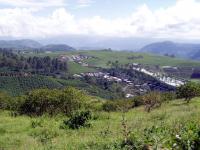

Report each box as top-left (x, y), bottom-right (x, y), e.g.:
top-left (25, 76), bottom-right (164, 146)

top-left (23, 50), bottom-right (200, 68)
top-left (79, 50), bottom-right (200, 68)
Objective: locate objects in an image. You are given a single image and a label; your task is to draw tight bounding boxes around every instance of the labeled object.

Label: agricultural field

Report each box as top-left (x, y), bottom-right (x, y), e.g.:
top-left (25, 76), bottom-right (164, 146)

top-left (68, 62), bottom-right (97, 74)
top-left (0, 76), bottom-right (62, 96)
top-left (79, 51), bottom-right (200, 68)
top-left (0, 98), bottom-right (199, 149)
top-left (23, 50), bottom-right (200, 68)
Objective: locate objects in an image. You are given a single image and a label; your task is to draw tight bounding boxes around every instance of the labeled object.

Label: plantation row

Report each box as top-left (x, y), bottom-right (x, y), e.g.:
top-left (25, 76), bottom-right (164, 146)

top-left (0, 76), bottom-right (62, 96)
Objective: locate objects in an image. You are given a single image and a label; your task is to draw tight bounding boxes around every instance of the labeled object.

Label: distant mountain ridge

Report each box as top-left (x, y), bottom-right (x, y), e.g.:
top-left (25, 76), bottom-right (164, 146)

top-left (0, 39), bottom-right (75, 51)
top-left (140, 41), bottom-right (200, 60)
top-left (41, 44), bottom-right (75, 51)
top-left (0, 39), bottom-right (42, 49)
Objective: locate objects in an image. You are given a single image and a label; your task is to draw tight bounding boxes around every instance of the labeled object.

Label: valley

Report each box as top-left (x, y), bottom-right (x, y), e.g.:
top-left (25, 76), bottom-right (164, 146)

top-left (0, 40), bottom-right (200, 150)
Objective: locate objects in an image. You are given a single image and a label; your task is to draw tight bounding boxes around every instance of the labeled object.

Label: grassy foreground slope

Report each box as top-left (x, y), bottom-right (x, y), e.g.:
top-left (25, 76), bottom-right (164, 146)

top-left (0, 98), bottom-right (199, 149)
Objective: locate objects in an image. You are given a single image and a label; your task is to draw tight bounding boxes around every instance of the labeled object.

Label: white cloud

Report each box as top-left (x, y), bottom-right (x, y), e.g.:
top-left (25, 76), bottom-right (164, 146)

top-left (0, 0), bottom-right (66, 8)
top-left (1, 0), bottom-right (200, 39)
top-left (77, 0), bottom-right (94, 7)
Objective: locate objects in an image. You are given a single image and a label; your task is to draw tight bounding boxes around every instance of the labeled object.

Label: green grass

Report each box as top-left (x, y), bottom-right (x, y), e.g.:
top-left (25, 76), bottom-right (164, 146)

top-left (0, 98), bottom-right (199, 149)
top-left (79, 51), bottom-right (200, 68)
top-left (23, 50), bottom-right (200, 68)
top-left (68, 62), bottom-right (97, 74)
top-left (191, 79), bottom-right (200, 83)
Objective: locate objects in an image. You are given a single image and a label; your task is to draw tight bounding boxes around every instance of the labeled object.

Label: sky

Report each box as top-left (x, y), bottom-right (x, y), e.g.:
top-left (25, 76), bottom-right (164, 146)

top-left (0, 0), bottom-right (200, 40)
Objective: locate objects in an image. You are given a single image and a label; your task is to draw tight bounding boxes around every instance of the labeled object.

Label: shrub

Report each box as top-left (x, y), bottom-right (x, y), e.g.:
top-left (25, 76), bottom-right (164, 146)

top-left (0, 92), bottom-right (24, 111)
top-left (142, 91), bottom-right (162, 112)
top-left (19, 87), bottom-right (89, 116)
top-left (133, 96), bottom-right (143, 107)
top-left (161, 92), bottom-right (176, 102)
top-left (63, 110), bottom-right (92, 129)
top-left (0, 92), bottom-right (12, 109)
top-left (177, 82), bottom-right (200, 103)
top-left (102, 100), bottom-right (134, 112)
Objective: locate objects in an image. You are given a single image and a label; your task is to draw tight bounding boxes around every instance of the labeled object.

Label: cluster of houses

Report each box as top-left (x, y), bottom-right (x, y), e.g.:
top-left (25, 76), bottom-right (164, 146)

top-left (74, 72), bottom-right (134, 85)
top-left (59, 54), bottom-right (94, 67)
top-left (73, 72), bottom-right (148, 98)
top-left (73, 63), bottom-right (186, 98)
top-left (132, 63), bottom-right (185, 87)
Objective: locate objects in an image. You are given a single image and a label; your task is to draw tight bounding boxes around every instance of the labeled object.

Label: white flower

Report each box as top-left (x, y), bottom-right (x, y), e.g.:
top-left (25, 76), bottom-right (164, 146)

top-left (176, 134), bottom-right (181, 139)
top-left (173, 143), bottom-right (177, 147)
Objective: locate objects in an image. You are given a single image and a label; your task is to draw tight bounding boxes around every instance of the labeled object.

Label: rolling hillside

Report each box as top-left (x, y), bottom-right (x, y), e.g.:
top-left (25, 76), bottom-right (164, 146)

top-left (78, 50), bottom-right (200, 68)
top-left (40, 44), bottom-right (75, 51)
top-left (140, 41), bottom-right (200, 59)
top-left (0, 39), bottom-right (42, 50)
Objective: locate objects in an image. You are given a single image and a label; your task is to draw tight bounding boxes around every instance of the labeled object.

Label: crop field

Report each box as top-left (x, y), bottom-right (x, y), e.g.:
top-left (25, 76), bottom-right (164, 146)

top-left (0, 76), bottom-right (62, 96)
top-left (23, 50), bottom-right (200, 68)
top-left (68, 62), bottom-right (97, 74)
top-left (79, 51), bottom-right (200, 68)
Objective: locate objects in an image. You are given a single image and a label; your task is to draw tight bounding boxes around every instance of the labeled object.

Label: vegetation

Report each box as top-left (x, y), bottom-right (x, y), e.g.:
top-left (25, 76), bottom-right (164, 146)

top-left (0, 49), bottom-right (200, 149)
top-left (0, 48), bottom-right (68, 74)
top-left (177, 82), bottom-right (200, 103)
top-left (68, 61), bottom-right (96, 74)
top-left (102, 100), bottom-right (134, 112)
top-left (142, 91), bottom-right (162, 112)
top-left (79, 50), bottom-right (200, 68)
top-left (19, 87), bottom-right (89, 116)
top-left (0, 97), bottom-right (200, 149)
top-left (0, 75), bottom-right (63, 96)
top-left (62, 110), bottom-right (92, 129)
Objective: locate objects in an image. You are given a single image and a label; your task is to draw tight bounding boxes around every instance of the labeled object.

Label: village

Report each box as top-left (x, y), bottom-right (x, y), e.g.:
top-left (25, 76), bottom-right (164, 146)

top-left (73, 65), bottom-right (185, 98)
top-left (59, 54), bottom-right (186, 98)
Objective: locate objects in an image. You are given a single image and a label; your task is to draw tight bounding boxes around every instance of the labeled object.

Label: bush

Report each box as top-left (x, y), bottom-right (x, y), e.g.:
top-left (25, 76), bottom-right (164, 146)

top-left (142, 91), bottom-right (162, 112)
top-left (102, 100), bottom-right (134, 112)
top-left (0, 92), bottom-right (10, 109)
top-left (161, 92), bottom-right (176, 102)
top-left (133, 96), bottom-right (143, 107)
top-left (19, 87), bottom-right (89, 116)
top-left (0, 92), bottom-right (12, 109)
top-left (62, 110), bottom-right (92, 129)
top-left (177, 82), bottom-right (200, 103)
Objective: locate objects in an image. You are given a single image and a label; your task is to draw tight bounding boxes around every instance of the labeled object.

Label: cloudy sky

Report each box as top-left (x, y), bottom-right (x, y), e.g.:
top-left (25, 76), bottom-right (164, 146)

top-left (0, 0), bottom-right (200, 40)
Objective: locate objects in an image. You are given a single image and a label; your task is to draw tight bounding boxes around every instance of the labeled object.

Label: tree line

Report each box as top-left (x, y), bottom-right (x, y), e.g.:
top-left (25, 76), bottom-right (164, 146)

top-left (0, 48), bottom-right (68, 75)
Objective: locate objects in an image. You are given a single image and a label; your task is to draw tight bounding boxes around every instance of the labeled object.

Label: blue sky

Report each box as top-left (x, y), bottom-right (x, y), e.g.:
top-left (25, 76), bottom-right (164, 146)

top-left (0, 0), bottom-right (200, 40)
top-left (0, 0), bottom-right (176, 18)
top-left (67, 0), bottom-right (176, 19)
